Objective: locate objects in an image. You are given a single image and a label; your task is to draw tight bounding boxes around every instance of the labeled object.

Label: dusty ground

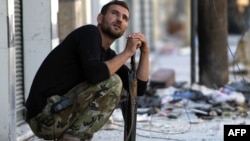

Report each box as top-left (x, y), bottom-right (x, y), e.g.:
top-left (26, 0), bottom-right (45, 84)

top-left (93, 114), bottom-right (250, 141)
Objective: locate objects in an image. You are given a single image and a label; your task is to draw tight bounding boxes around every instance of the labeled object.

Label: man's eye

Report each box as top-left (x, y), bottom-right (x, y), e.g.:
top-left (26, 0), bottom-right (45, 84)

top-left (123, 16), bottom-right (128, 21)
top-left (112, 11), bottom-right (117, 14)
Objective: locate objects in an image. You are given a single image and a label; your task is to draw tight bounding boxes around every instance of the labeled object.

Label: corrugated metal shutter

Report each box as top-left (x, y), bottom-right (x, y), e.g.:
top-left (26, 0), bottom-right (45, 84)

top-left (15, 0), bottom-right (25, 126)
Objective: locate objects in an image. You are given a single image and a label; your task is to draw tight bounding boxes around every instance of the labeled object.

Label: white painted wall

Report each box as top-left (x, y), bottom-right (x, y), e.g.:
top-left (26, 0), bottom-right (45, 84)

top-left (23, 0), bottom-right (54, 100)
top-left (0, 0), bottom-right (16, 140)
top-left (0, 0), bottom-right (11, 138)
top-left (0, 0), bottom-right (55, 140)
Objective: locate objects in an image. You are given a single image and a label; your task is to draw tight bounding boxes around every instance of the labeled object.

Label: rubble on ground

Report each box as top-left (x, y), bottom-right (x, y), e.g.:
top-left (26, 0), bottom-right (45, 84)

top-left (136, 80), bottom-right (250, 121)
top-left (98, 80), bottom-right (250, 141)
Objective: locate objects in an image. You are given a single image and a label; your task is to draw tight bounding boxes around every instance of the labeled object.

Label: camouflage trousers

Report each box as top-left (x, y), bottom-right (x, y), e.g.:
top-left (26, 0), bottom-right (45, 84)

top-left (28, 74), bottom-right (122, 140)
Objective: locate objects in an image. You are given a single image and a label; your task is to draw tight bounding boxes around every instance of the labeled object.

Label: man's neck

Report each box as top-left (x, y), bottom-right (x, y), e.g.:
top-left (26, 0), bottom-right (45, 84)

top-left (97, 26), bottom-right (115, 50)
top-left (101, 35), bottom-right (114, 50)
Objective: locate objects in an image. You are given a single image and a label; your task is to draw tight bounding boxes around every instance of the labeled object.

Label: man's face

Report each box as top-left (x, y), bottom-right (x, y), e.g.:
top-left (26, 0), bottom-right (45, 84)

top-left (99, 5), bottom-right (129, 39)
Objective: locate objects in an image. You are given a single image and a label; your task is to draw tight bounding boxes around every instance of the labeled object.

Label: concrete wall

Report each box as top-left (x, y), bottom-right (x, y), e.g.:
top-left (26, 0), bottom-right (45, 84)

top-left (23, 0), bottom-right (54, 100)
top-left (0, 0), bottom-right (13, 140)
top-left (58, 0), bottom-right (84, 41)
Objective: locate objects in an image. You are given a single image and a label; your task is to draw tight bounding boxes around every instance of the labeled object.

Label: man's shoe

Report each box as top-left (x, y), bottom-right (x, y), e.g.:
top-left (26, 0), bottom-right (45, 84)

top-left (58, 134), bottom-right (80, 141)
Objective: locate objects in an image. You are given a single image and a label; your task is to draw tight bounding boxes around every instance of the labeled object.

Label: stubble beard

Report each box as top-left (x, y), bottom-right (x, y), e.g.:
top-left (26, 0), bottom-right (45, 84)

top-left (100, 22), bottom-right (123, 40)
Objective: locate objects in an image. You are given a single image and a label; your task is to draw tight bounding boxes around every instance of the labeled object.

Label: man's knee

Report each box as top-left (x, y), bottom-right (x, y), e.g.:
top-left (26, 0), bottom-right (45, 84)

top-left (107, 74), bottom-right (123, 96)
top-left (109, 74), bottom-right (122, 85)
top-left (100, 74), bottom-right (122, 91)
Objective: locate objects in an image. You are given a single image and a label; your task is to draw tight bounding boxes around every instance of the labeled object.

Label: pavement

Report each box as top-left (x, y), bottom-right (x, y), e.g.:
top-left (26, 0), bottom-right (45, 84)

top-left (93, 116), bottom-right (250, 141)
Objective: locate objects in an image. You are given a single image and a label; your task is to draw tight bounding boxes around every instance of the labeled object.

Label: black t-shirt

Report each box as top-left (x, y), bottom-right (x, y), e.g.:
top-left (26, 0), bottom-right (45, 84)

top-left (25, 24), bottom-right (147, 120)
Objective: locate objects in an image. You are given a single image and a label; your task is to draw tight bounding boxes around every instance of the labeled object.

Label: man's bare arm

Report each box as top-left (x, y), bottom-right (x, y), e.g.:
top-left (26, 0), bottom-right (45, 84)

top-left (105, 34), bottom-right (142, 76)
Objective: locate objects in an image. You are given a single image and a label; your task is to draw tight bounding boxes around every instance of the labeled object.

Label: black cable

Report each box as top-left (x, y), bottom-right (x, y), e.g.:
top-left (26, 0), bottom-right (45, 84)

top-left (111, 100), bottom-right (192, 140)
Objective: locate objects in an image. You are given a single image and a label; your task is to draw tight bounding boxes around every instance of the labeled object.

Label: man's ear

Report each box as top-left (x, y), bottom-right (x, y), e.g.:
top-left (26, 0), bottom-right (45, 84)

top-left (97, 14), bottom-right (103, 24)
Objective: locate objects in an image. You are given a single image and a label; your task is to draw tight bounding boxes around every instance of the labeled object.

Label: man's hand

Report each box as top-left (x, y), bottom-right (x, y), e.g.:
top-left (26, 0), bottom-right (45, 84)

top-left (126, 33), bottom-right (149, 54)
top-left (126, 33), bottom-right (149, 82)
top-left (105, 33), bottom-right (149, 77)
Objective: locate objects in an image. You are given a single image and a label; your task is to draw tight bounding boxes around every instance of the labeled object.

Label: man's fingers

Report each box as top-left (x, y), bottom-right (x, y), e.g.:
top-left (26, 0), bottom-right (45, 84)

top-left (126, 33), bottom-right (142, 40)
top-left (137, 42), bottom-right (142, 48)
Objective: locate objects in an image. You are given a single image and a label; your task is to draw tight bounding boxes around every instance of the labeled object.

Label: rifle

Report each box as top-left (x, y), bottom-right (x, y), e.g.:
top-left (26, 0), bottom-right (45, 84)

top-left (123, 55), bottom-right (137, 141)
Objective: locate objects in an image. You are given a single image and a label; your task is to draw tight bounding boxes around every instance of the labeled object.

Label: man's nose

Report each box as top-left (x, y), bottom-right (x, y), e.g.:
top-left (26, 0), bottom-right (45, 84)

top-left (116, 14), bottom-right (122, 22)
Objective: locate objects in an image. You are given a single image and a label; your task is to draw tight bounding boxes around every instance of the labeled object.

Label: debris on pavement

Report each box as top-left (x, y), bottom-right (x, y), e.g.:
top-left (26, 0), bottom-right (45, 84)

top-left (96, 79), bottom-right (250, 141)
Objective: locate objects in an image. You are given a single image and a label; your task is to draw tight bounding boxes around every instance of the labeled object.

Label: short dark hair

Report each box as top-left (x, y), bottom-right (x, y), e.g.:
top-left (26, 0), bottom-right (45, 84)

top-left (100, 0), bottom-right (129, 14)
